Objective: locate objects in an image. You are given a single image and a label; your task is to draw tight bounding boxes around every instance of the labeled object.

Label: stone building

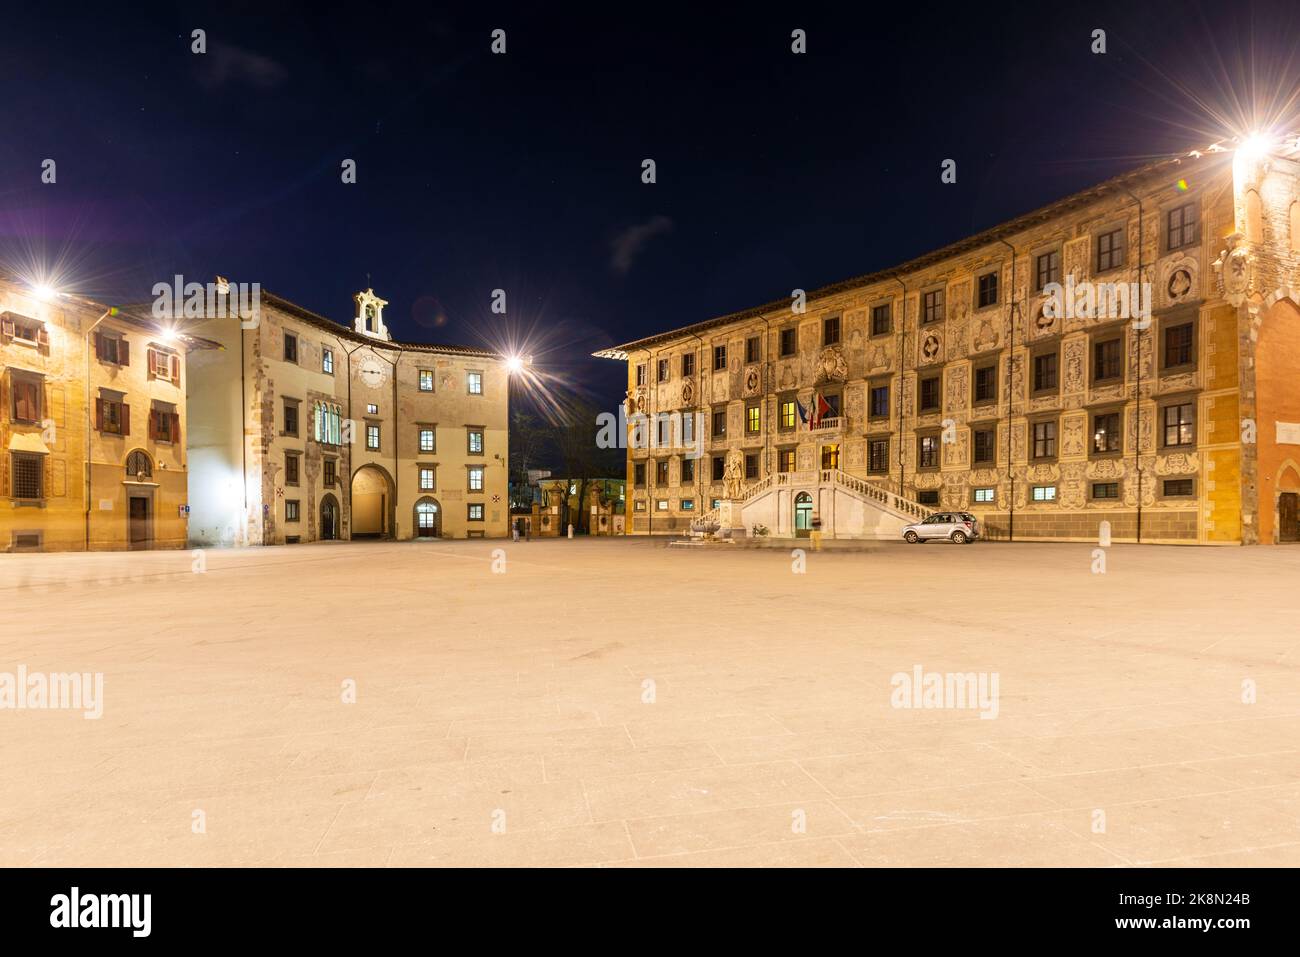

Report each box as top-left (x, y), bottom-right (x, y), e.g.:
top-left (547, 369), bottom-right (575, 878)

top-left (600, 137), bottom-right (1300, 544)
top-left (186, 286), bottom-right (510, 545)
top-left (1, 275), bottom-right (204, 551)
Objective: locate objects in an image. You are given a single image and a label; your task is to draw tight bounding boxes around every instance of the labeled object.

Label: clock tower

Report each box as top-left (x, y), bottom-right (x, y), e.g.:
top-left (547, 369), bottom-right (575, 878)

top-left (354, 288), bottom-right (391, 341)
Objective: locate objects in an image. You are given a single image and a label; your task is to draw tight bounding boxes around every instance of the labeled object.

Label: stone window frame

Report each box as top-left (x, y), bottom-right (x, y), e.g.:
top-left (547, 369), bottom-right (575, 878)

top-left (745, 335), bottom-right (762, 364)
top-left (710, 404), bottom-right (727, 439)
top-left (1089, 480), bottom-right (1122, 502)
top-left (778, 324), bottom-right (798, 358)
top-left (867, 437), bottom-right (890, 474)
top-left (1159, 475), bottom-right (1197, 500)
top-left (467, 503), bottom-right (485, 522)
top-left (655, 458), bottom-right (669, 486)
top-left (1089, 322), bottom-right (1126, 384)
top-left (284, 451), bottom-right (301, 487)
top-left (1161, 196), bottom-right (1200, 256)
top-left (633, 462), bottom-right (646, 487)
top-left (466, 427), bottom-right (485, 455)
top-left (466, 370), bottom-right (484, 395)
top-left (711, 455), bottom-right (726, 483)
top-left (971, 486), bottom-right (996, 505)
top-left (681, 351), bottom-right (696, 377)
top-left (9, 451), bottom-right (44, 500)
top-left (365, 420), bottom-right (381, 451)
top-left (285, 499), bottom-right (301, 522)
top-left (778, 392), bottom-right (798, 432)
top-left (657, 357), bottom-right (670, 383)
top-left (467, 465), bottom-right (485, 493)
top-left (1031, 342), bottom-right (1060, 397)
top-left (1030, 415), bottom-right (1059, 463)
top-left (283, 331), bottom-right (298, 364)
top-left (322, 347), bottom-right (334, 375)
top-left (868, 378), bottom-right (891, 420)
top-left (971, 421), bottom-right (998, 467)
top-left (417, 368), bottom-right (434, 392)
top-left (917, 373), bottom-right (942, 414)
top-left (635, 363), bottom-right (647, 386)
top-left (974, 265), bottom-right (1001, 311)
top-left (322, 457), bottom-right (338, 488)
top-left (822, 314), bottom-right (841, 346)
top-left (1158, 310), bottom-right (1198, 374)
top-left (1094, 220), bottom-right (1127, 275)
top-left (9, 369), bottom-right (44, 424)
top-left (1030, 484), bottom-right (1057, 503)
top-left (777, 445), bottom-right (798, 474)
top-left (1088, 404), bottom-right (1125, 459)
top-left (712, 343), bottom-right (727, 371)
top-left (417, 424), bottom-right (437, 454)
top-left (916, 431), bottom-right (942, 472)
top-left (744, 452), bottom-right (760, 480)
top-left (282, 397), bottom-right (301, 437)
top-left (869, 300), bottom-right (893, 338)
top-left (1158, 394), bottom-right (1198, 450)
top-left (745, 400), bottom-right (762, 435)
top-left (971, 358), bottom-right (998, 407)
top-left (1032, 243), bottom-right (1063, 293)
top-left (921, 285), bottom-right (946, 325)
top-left (680, 456), bottom-right (696, 485)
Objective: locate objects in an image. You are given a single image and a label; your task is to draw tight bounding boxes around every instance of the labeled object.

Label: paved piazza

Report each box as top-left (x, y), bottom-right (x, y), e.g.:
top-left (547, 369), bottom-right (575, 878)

top-left (3, 538), bottom-right (1299, 867)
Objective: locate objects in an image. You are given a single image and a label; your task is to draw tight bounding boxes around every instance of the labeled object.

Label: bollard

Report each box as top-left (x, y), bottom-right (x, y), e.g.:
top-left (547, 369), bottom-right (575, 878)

top-left (567, 523), bottom-right (574, 539)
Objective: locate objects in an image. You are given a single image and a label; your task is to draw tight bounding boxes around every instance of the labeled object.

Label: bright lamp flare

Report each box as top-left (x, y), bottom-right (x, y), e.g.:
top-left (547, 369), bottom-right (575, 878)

top-left (505, 355), bottom-right (525, 374)
top-left (31, 284), bottom-right (58, 301)
top-left (1237, 131), bottom-right (1273, 160)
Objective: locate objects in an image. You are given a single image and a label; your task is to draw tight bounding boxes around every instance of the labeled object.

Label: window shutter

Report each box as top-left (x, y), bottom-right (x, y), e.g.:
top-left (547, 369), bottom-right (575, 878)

top-left (94, 331), bottom-right (104, 360)
top-left (149, 409), bottom-right (158, 439)
top-left (120, 339), bottom-right (130, 366)
top-left (37, 325), bottom-right (49, 349)
top-left (170, 412), bottom-right (180, 444)
top-left (0, 316), bottom-right (13, 338)
top-left (95, 398), bottom-right (104, 431)
top-left (147, 349), bottom-right (156, 380)
top-left (122, 404), bottom-right (130, 436)
top-left (171, 354), bottom-right (180, 384)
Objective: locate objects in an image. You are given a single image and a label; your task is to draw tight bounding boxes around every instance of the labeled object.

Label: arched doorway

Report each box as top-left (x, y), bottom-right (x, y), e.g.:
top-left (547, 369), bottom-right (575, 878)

top-left (124, 450), bottom-right (154, 549)
top-left (320, 493), bottom-right (340, 541)
top-left (794, 492), bottom-right (813, 538)
top-left (413, 497), bottom-right (441, 538)
top-left (350, 464), bottom-right (394, 539)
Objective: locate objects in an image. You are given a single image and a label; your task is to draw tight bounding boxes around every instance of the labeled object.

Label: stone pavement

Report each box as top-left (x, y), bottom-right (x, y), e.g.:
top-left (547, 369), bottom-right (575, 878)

top-left (1, 538), bottom-right (1298, 867)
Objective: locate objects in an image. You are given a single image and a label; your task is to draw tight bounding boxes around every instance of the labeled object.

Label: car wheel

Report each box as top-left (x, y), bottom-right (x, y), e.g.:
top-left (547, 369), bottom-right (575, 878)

top-left (904, 531), bottom-right (919, 544)
top-left (950, 530), bottom-right (967, 545)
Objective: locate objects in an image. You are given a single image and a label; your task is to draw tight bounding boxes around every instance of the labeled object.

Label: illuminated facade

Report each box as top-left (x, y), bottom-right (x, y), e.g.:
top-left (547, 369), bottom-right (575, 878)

top-left (602, 139), bottom-right (1300, 544)
top-left (186, 286), bottom-right (510, 545)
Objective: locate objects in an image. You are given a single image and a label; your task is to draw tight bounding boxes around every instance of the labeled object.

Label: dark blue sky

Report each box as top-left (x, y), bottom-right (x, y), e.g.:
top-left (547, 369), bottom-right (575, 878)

top-left (3, 1), bottom-right (1297, 417)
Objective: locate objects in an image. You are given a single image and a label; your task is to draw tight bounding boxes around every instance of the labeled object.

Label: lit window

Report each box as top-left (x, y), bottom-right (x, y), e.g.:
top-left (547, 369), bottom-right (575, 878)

top-left (468, 503), bottom-right (484, 521)
top-left (419, 467), bottom-right (435, 491)
top-left (366, 424), bottom-right (380, 450)
top-left (467, 372), bottom-right (483, 394)
top-left (322, 348), bottom-right (334, 374)
top-left (973, 487), bottom-right (995, 503)
top-left (419, 369), bottom-right (434, 392)
top-left (468, 467), bottom-right (484, 491)
top-left (468, 429), bottom-right (483, 454)
top-left (419, 428), bottom-right (435, 453)
top-left (1032, 485), bottom-right (1057, 502)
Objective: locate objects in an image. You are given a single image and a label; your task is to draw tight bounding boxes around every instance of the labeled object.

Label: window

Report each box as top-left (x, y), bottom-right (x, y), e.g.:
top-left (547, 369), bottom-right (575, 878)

top-left (746, 403), bottom-right (761, 434)
top-left (649, 499), bottom-right (665, 511)
top-left (468, 466), bottom-right (484, 491)
top-left (681, 412), bottom-right (694, 444)
top-left (973, 428), bottom-right (996, 465)
top-left (366, 404), bottom-right (379, 415)
top-left (973, 487), bottom-right (995, 503)
top-left (11, 374), bottom-right (42, 423)
top-left (919, 376), bottom-right (941, 412)
top-left (778, 448), bottom-right (797, 473)
top-left (823, 392), bottom-right (841, 417)
top-left (976, 270), bottom-right (999, 308)
top-left (745, 453), bottom-right (759, 479)
top-left (634, 500), bottom-right (646, 512)
top-left (1163, 478), bottom-right (1195, 497)
top-left (917, 490), bottom-right (939, 506)
top-left (681, 498), bottom-right (695, 511)
top-left (1091, 482), bottom-right (1120, 500)
top-left (1092, 412), bottom-right (1121, 454)
top-left (656, 417), bottom-right (671, 447)
top-left (634, 462), bottom-right (646, 486)
top-left (779, 397), bottom-right (797, 431)
top-left (285, 453), bottom-right (300, 486)
top-left (657, 358), bottom-right (669, 382)
top-left (94, 332), bottom-right (128, 366)
top-left (681, 458), bottom-right (696, 484)
top-left (868, 439), bottom-right (889, 473)
top-left (150, 405), bottom-right (180, 443)
top-left (1033, 351), bottom-right (1058, 392)
top-left (821, 444), bottom-right (840, 470)
top-left (285, 500), bottom-right (300, 522)
top-left (713, 345), bottom-right (727, 371)
top-left (323, 459), bottom-right (336, 488)
top-left (322, 347), bottom-right (334, 374)
top-left (871, 303), bottom-right (892, 336)
top-left (746, 336), bottom-right (761, 363)
top-left (1163, 322), bottom-right (1194, 369)
top-left (467, 503), bottom-right (484, 521)
top-left (97, 390), bottom-right (129, 435)
top-left (314, 403), bottom-right (341, 445)
top-left (1163, 402), bottom-right (1195, 447)
top-left (973, 364), bottom-right (997, 404)
top-left (2, 314), bottom-right (47, 345)
top-left (1032, 485), bottom-right (1057, 502)
top-left (467, 372), bottom-right (483, 395)
top-left (918, 435), bottom-right (939, 469)
top-left (419, 427), bottom-right (436, 453)
top-left (1096, 227), bottom-right (1124, 272)
top-left (823, 316), bottom-right (840, 345)
top-left (419, 467), bottom-right (436, 491)
top-left (1093, 338), bottom-right (1123, 382)
top-left (467, 429), bottom-right (484, 454)
top-left (780, 327), bottom-right (797, 357)
top-left (656, 460), bottom-right (669, 485)
top-left (1032, 420), bottom-right (1057, 459)
top-left (1035, 250), bottom-right (1061, 291)
top-left (283, 332), bottom-right (298, 363)
top-left (11, 452), bottom-right (43, 499)
top-left (922, 288), bottom-right (945, 324)
top-left (870, 384), bottom-right (890, 418)
top-left (148, 348), bottom-right (179, 383)
top-left (419, 369), bottom-right (434, 392)
top-left (1166, 202), bottom-right (1198, 252)
top-left (636, 364), bottom-right (646, 386)
top-left (366, 424), bottom-right (380, 450)
top-left (125, 450), bottom-right (152, 479)
top-left (711, 456), bottom-right (725, 482)
top-left (711, 408), bottom-right (726, 438)
top-left (681, 353), bottom-right (695, 377)
top-left (283, 399), bottom-right (300, 437)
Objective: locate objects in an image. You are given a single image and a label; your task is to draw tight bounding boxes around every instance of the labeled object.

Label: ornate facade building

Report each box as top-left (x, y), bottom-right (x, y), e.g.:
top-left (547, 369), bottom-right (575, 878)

top-left (186, 286), bottom-right (511, 545)
top-left (601, 139), bottom-right (1300, 544)
top-left (1, 274), bottom-right (204, 551)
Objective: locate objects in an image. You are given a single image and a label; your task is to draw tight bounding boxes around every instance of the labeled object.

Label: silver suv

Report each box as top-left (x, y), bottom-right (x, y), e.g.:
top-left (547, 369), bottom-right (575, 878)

top-left (902, 511), bottom-right (980, 544)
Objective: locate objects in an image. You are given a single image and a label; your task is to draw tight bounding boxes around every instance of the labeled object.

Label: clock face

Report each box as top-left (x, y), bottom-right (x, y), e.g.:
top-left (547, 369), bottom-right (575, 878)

top-left (359, 356), bottom-right (386, 388)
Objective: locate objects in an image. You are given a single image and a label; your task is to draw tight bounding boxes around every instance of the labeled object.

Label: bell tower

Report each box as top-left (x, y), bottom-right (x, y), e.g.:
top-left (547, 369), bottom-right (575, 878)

top-left (354, 288), bottom-right (391, 341)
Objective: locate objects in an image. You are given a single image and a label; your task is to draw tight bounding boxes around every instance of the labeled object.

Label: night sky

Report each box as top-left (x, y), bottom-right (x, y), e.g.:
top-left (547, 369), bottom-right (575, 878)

top-left (4, 1), bottom-right (1299, 424)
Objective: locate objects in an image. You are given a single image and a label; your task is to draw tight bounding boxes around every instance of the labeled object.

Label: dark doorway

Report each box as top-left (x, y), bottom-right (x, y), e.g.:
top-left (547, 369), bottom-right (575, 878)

top-left (320, 495), bottom-right (340, 541)
top-left (1280, 492), bottom-right (1299, 543)
top-left (128, 496), bottom-right (151, 549)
